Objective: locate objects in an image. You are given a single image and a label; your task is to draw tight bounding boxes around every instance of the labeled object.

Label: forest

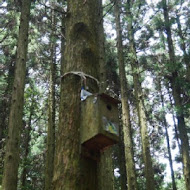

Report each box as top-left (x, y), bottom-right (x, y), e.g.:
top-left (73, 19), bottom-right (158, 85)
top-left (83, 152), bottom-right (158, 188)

top-left (0, 0), bottom-right (190, 189)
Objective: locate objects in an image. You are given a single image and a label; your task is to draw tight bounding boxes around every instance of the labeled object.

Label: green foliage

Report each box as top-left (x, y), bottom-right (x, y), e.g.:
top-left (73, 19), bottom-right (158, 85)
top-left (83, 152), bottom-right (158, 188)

top-left (161, 176), bottom-right (185, 190)
top-left (18, 79), bottom-right (47, 190)
top-left (0, 0), bottom-right (189, 189)
top-left (105, 40), bottom-right (120, 95)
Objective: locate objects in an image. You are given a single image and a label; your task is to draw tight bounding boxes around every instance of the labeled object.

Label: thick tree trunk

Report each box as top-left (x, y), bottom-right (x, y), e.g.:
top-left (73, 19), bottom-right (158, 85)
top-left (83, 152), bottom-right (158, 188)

top-left (114, 1), bottom-right (138, 189)
top-left (98, 148), bottom-right (114, 190)
top-left (52, 0), bottom-right (102, 189)
top-left (2, 0), bottom-right (31, 189)
top-left (162, 1), bottom-right (190, 189)
top-left (45, 4), bottom-right (56, 190)
top-left (171, 80), bottom-right (190, 190)
top-left (125, 1), bottom-right (155, 189)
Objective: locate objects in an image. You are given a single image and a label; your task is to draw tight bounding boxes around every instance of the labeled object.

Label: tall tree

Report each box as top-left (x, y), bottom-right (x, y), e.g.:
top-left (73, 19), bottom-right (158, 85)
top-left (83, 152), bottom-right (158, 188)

top-left (158, 79), bottom-right (177, 190)
top-left (2, 0), bottom-right (32, 189)
top-left (0, 60), bottom-right (15, 143)
top-left (113, 0), bottom-right (138, 189)
top-left (20, 82), bottom-right (35, 189)
top-left (167, 85), bottom-right (181, 151)
top-left (98, 1), bottom-right (115, 189)
top-left (0, 60), bottom-right (15, 185)
top-left (162, 0), bottom-right (190, 189)
top-left (176, 12), bottom-right (190, 82)
top-left (52, 0), bottom-right (102, 189)
top-left (125, 0), bottom-right (155, 189)
top-left (45, 2), bottom-right (56, 190)
top-left (0, 5), bottom-right (18, 179)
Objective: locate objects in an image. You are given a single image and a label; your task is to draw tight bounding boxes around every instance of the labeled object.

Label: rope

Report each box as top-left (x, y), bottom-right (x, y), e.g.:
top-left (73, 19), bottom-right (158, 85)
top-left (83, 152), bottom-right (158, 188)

top-left (61, 71), bottom-right (99, 86)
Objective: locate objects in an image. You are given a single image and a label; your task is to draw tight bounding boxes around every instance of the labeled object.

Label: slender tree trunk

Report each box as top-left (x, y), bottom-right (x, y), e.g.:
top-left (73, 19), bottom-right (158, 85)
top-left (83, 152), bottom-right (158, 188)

top-left (20, 97), bottom-right (34, 188)
top-left (125, 1), bottom-right (155, 189)
top-left (159, 31), bottom-right (181, 151)
top-left (0, 14), bottom-right (17, 143)
top-left (132, 65), bottom-right (155, 190)
top-left (176, 14), bottom-right (190, 81)
top-left (0, 61), bottom-right (15, 185)
top-left (99, 0), bottom-right (107, 93)
top-left (60, 13), bottom-right (65, 76)
top-left (2, 0), bottom-right (31, 189)
top-left (118, 126), bottom-right (128, 190)
top-left (52, 0), bottom-right (102, 189)
top-left (45, 4), bottom-right (56, 190)
top-left (162, 1), bottom-right (190, 189)
top-left (98, 1), bottom-right (115, 189)
top-left (158, 80), bottom-right (177, 190)
top-left (114, 1), bottom-right (138, 189)
top-left (0, 61), bottom-right (15, 142)
top-left (167, 84), bottom-right (181, 151)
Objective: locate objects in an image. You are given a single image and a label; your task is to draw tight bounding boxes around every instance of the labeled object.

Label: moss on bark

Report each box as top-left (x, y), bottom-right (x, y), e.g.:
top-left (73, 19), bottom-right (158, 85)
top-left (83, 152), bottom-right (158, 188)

top-left (52, 1), bottom-right (102, 189)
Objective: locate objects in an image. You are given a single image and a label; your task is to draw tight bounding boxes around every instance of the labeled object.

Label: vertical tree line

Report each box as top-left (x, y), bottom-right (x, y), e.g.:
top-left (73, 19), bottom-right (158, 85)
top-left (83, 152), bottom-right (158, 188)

top-left (2, 0), bottom-right (31, 189)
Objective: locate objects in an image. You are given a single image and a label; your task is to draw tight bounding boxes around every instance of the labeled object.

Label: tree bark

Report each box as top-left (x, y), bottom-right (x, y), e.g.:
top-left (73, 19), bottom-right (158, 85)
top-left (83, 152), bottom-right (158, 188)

top-left (114, 0), bottom-right (138, 189)
top-left (118, 129), bottom-right (128, 190)
top-left (0, 61), bottom-right (15, 185)
top-left (162, 1), bottom-right (190, 189)
top-left (45, 4), bottom-right (56, 190)
top-left (98, 1), bottom-right (114, 189)
top-left (52, 0), bottom-right (102, 189)
top-left (98, 148), bottom-right (114, 190)
top-left (125, 1), bottom-right (155, 189)
top-left (60, 13), bottom-right (66, 77)
top-left (20, 95), bottom-right (34, 189)
top-left (2, 0), bottom-right (31, 189)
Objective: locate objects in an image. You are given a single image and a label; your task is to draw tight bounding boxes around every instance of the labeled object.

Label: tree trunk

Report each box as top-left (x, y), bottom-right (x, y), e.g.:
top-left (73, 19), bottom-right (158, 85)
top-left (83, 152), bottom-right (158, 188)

top-left (118, 129), bottom-right (128, 190)
top-left (162, 1), bottom-right (190, 189)
top-left (158, 80), bottom-right (177, 190)
top-left (0, 61), bottom-right (15, 185)
top-left (52, 0), bottom-right (102, 189)
top-left (125, 1), bottom-right (155, 189)
top-left (98, 148), bottom-right (114, 190)
top-left (45, 4), bottom-right (56, 190)
top-left (98, 0), bottom-right (107, 93)
top-left (176, 14), bottom-right (190, 82)
top-left (98, 1), bottom-right (114, 189)
top-left (114, 0), bottom-right (138, 189)
top-left (167, 83), bottom-right (181, 151)
top-left (60, 13), bottom-right (66, 76)
top-left (2, 0), bottom-right (31, 189)
top-left (20, 96), bottom-right (34, 189)
top-left (0, 61), bottom-right (15, 143)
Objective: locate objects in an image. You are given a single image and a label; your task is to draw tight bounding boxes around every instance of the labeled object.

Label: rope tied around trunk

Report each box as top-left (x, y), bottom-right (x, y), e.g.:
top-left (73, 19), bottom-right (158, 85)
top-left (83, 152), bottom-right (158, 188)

top-left (61, 71), bottom-right (99, 87)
